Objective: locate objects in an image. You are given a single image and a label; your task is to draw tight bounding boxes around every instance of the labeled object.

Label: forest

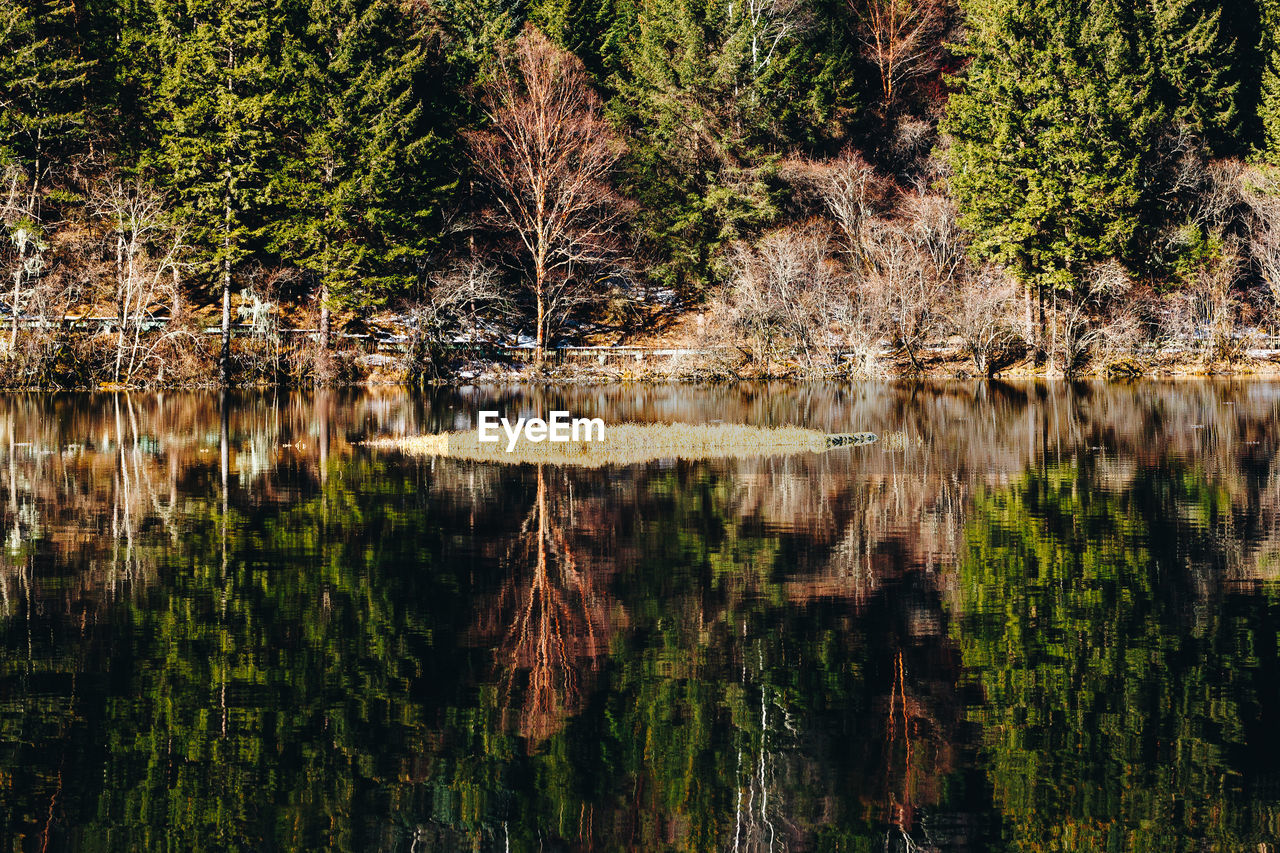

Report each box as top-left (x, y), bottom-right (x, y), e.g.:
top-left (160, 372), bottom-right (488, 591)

top-left (3, 0), bottom-right (1280, 385)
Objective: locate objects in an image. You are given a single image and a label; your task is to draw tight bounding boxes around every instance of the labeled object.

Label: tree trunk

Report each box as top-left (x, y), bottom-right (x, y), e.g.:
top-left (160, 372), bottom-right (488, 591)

top-left (1036, 284), bottom-right (1046, 364)
top-left (8, 240), bottom-right (24, 352)
top-left (172, 267), bottom-right (181, 318)
top-left (534, 289), bottom-right (545, 366)
top-left (320, 280), bottom-right (331, 351)
top-left (1023, 280), bottom-right (1033, 348)
top-left (220, 186), bottom-right (232, 384)
top-left (220, 53), bottom-right (234, 386)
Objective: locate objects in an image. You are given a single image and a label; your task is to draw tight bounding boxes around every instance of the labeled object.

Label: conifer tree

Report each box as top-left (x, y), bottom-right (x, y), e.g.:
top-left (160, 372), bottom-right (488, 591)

top-left (0, 0), bottom-right (92, 196)
top-left (271, 0), bottom-right (458, 345)
top-left (611, 0), bottom-right (848, 292)
top-left (944, 0), bottom-right (1160, 293)
top-left (0, 0), bottom-right (92, 352)
top-left (1148, 0), bottom-right (1238, 152)
top-left (1262, 0), bottom-right (1280, 159)
top-left (944, 0), bottom-right (1235, 300)
top-left (137, 0), bottom-right (293, 381)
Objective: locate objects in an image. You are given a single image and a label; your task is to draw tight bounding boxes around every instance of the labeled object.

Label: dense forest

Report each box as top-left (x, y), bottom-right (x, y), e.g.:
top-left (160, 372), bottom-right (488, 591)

top-left (3, 0), bottom-right (1280, 384)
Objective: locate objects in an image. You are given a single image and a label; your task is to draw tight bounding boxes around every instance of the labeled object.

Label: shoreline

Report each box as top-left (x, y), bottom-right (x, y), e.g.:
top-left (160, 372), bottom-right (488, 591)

top-left (7, 350), bottom-right (1280, 392)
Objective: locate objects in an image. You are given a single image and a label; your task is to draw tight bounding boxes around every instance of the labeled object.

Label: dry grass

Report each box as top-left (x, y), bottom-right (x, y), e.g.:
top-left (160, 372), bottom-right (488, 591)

top-left (363, 423), bottom-right (878, 467)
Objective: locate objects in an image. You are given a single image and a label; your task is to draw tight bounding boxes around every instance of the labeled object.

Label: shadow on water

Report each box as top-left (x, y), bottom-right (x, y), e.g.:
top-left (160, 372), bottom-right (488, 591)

top-left (2, 381), bottom-right (1280, 850)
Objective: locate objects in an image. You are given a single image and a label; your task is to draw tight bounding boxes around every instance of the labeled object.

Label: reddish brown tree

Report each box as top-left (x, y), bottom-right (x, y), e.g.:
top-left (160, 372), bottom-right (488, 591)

top-left (855, 0), bottom-right (946, 111)
top-left (465, 27), bottom-right (629, 362)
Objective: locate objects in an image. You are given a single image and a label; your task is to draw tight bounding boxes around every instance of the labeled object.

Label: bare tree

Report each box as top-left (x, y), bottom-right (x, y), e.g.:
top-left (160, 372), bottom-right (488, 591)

top-left (90, 179), bottom-right (190, 385)
top-left (855, 0), bottom-right (946, 110)
top-left (781, 151), bottom-right (892, 267)
top-left (740, 0), bottom-right (807, 79)
top-left (1163, 246), bottom-right (1248, 366)
top-left (947, 266), bottom-right (1022, 376)
top-left (863, 217), bottom-right (945, 372)
top-left (465, 26), bottom-right (629, 363)
top-left (1, 165), bottom-right (46, 354)
top-left (404, 257), bottom-right (511, 379)
top-left (720, 224), bottom-right (846, 372)
top-left (1242, 166), bottom-right (1280, 327)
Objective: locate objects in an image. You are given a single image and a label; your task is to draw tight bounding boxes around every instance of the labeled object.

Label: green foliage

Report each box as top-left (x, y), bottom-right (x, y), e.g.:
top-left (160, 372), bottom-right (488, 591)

top-left (270, 0), bottom-right (459, 311)
top-left (1262, 0), bottom-right (1280, 160)
top-left (1166, 221), bottom-right (1224, 287)
top-left (609, 0), bottom-right (851, 293)
top-left (0, 0), bottom-right (91, 185)
top-left (955, 463), bottom-right (1280, 851)
top-left (131, 0), bottom-right (296, 280)
top-left (943, 0), bottom-right (1238, 292)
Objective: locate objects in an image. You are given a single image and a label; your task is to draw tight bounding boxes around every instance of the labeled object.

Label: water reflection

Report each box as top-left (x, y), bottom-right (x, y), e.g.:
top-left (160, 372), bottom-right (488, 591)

top-left (0, 382), bottom-right (1279, 850)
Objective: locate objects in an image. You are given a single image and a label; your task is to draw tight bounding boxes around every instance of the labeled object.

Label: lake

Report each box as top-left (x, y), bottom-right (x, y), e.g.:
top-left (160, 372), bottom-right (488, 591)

top-left (2, 382), bottom-right (1280, 851)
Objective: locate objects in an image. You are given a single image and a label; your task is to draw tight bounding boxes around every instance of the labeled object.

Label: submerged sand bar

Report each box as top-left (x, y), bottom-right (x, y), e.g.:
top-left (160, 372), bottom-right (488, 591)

top-left (364, 423), bottom-right (877, 467)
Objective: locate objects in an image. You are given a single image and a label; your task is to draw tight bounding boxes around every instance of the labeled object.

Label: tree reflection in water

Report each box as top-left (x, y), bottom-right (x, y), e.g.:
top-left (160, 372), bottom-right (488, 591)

top-left (0, 383), bottom-right (1277, 850)
top-left (492, 466), bottom-right (615, 744)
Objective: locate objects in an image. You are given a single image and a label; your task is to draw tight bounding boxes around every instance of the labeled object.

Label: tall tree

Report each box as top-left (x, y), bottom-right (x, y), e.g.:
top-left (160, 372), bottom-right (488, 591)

top-left (944, 0), bottom-right (1160, 294)
top-left (855, 0), bottom-right (946, 114)
top-left (1262, 0), bottom-right (1280, 160)
top-left (0, 0), bottom-right (92, 204)
top-left (465, 26), bottom-right (628, 360)
top-left (0, 0), bottom-right (91, 353)
top-left (139, 0), bottom-right (292, 381)
top-left (610, 0), bottom-right (850, 293)
top-left (272, 0), bottom-right (458, 348)
top-left (943, 0), bottom-right (1235, 302)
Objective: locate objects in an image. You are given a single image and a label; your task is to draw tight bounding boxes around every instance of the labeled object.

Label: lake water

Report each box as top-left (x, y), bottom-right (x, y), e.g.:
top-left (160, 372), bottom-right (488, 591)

top-left (3, 382), bottom-right (1280, 851)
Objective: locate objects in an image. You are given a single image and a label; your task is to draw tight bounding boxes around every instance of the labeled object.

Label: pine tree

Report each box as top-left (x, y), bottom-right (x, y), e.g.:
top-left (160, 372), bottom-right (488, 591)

top-left (135, 0), bottom-right (293, 381)
top-left (0, 0), bottom-right (92, 192)
top-left (610, 0), bottom-right (846, 292)
top-left (1262, 0), bottom-right (1280, 160)
top-left (271, 0), bottom-right (458, 344)
top-left (529, 0), bottom-right (636, 83)
top-left (944, 0), bottom-right (1236, 301)
top-left (1147, 0), bottom-right (1238, 152)
top-left (0, 0), bottom-right (92, 351)
top-left (944, 0), bottom-right (1162, 294)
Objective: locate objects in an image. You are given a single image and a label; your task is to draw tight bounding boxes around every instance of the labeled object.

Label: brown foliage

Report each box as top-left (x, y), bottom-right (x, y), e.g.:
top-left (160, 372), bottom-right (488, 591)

top-left (854, 0), bottom-right (947, 110)
top-left (465, 26), bottom-right (630, 359)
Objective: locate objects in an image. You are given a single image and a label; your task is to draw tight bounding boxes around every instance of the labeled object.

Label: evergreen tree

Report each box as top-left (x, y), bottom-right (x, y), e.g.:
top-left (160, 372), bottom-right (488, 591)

top-left (529, 0), bottom-right (636, 83)
top-left (1149, 0), bottom-right (1238, 151)
top-left (943, 0), bottom-right (1235, 297)
top-left (610, 0), bottom-right (850, 293)
top-left (135, 0), bottom-right (294, 380)
top-left (1262, 0), bottom-right (1280, 160)
top-left (271, 0), bottom-right (458, 343)
top-left (0, 0), bottom-right (92, 353)
top-left (0, 0), bottom-right (92, 195)
top-left (944, 0), bottom-right (1161, 293)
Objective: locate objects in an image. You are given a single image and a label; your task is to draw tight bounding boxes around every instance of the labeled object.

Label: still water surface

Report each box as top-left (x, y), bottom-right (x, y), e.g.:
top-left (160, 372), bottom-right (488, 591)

top-left (3, 382), bottom-right (1280, 851)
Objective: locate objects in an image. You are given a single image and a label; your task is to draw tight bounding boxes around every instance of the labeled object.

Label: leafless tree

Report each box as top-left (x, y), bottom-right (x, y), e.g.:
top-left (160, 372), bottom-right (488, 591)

top-left (1162, 246), bottom-right (1248, 365)
top-left (1, 165), bottom-right (47, 355)
top-left (792, 151), bottom-right (891, 268)
top-left (237, 264), bottom-right (299, 378)
top-left (720, 224), bottom-right (848, 372)
top-left (404, 257), bottom-right (511, 379)
top-left (863, 217), bottom-right (944, 372)
top-left (854, 0), bottom-right (946, 110)
top-left (1242, 166), bottom-right (1280, 327)
top-left (739, 0), bottom-right (807, 79)
top-left (90, 179), bottom-right (191, 384)
top-left (946, 266), bottom-right (1022, 376)
top-left (465, 26), bottom-right (629, 362)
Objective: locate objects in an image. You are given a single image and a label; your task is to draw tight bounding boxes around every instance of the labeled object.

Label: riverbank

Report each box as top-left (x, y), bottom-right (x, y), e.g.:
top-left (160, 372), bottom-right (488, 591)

top-left (7, 311), bottom-right (1280, 390)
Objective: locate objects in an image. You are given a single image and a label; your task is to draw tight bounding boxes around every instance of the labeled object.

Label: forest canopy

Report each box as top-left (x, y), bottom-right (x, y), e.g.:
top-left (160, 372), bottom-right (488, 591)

top-left (2, 0), bottom-right (1280, 384)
